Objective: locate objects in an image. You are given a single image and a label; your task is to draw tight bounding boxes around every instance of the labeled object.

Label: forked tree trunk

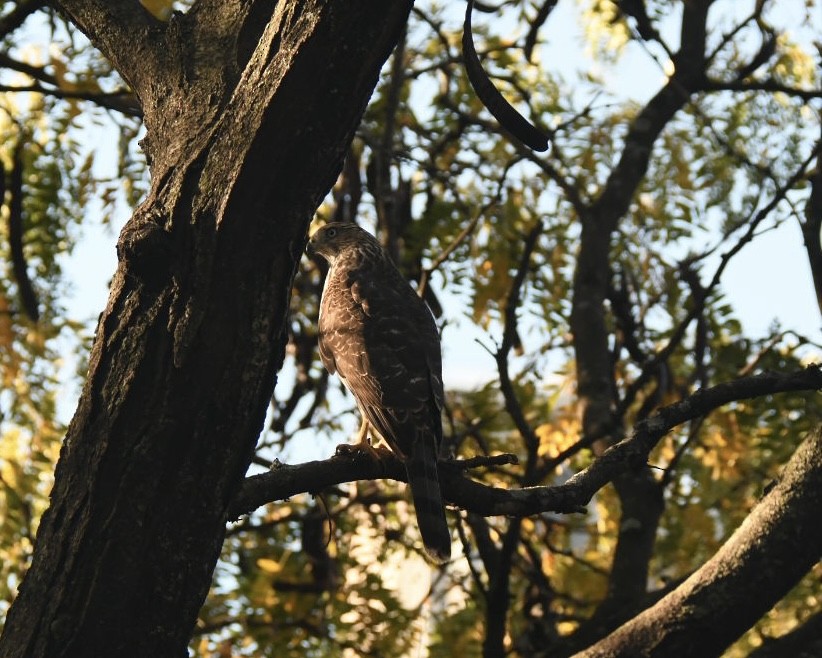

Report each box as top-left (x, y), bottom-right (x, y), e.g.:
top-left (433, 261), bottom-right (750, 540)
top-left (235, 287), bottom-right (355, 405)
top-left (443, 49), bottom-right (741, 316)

top-left (0, 2), bottom-right (412, 656)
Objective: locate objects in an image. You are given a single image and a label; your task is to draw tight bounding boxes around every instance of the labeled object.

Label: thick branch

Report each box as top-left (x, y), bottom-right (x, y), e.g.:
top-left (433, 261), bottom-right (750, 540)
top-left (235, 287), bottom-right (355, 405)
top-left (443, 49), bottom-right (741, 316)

top-left (53, 0), bottom-right (167, 96)
top-left (589, 1), bottom-right (710, 228)
top-left (572, 424), bottom-right (822, 658)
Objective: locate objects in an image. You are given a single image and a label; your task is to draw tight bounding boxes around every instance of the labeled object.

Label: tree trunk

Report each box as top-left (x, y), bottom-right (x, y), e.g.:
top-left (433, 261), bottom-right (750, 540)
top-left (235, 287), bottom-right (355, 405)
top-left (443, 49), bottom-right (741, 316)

top-left (568, 0), bottom-right (711, 644)
top-left (0, 2), bottom-right (412, 657)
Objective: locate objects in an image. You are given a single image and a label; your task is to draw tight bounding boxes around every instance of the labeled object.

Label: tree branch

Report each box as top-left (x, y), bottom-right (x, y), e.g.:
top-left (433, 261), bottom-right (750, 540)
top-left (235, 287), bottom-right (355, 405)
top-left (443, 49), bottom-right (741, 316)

top-left (0, 84), bottom-right (141, 117)
top-left (523, 0), bottom-right (558, 63)
top-left (229, 366), bottom-right (822, 520)
top-left (0, 53), bottom-right (57, 85)
top-left (572, 0), bottom-right (712, 442)
top-left (496, 220), bottom-right (544, 475)
top-left (0, 0), bottom-right (47, 39)
top-left (53, 0), bottom-right (167, 96)
top-left (802, 123), bottom-right (822, 319)
top-left (704, 78), bottom-right (822, 103)
top-left (572, 424), bottom-right (822, 658)
top-left (617, 142), bottom-right (820, 420)
top-left (7, 139), bottom-right (40, 322)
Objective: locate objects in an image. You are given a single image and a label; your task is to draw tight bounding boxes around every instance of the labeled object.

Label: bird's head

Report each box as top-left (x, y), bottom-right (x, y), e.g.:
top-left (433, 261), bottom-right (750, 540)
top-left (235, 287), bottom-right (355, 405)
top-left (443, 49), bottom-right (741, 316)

top-left (306, 223), bottom-right (380, 264)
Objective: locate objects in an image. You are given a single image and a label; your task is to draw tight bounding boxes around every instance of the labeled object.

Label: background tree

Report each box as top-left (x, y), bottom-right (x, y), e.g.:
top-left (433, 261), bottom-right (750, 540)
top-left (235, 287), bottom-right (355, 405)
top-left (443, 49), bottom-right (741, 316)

top-left (0, 1), bottom-right (821, 657)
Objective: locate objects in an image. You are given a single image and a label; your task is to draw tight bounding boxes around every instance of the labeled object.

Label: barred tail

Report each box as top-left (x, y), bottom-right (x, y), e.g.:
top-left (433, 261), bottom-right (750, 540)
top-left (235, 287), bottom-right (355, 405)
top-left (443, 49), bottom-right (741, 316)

top-left (407, 437), bottom-right (450, 564)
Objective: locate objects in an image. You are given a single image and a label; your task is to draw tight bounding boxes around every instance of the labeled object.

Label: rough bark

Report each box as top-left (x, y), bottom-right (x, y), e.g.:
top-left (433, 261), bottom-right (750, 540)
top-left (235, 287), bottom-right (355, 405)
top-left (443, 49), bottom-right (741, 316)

top-left (572, 425), bottom-right (822, 658)
top-left (0, 2), bottom-right (413, 657)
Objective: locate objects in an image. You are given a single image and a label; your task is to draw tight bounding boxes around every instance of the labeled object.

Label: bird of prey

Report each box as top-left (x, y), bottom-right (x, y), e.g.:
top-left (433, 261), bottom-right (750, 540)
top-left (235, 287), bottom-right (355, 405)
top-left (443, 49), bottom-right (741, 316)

top-left (307, 222), bottom-right (450, 563)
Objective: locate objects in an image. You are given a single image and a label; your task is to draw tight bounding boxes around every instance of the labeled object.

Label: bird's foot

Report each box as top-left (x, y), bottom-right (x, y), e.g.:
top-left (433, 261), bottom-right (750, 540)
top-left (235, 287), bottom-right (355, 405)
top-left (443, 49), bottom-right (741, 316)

top-left (335, 441), bottom-right (390, 462)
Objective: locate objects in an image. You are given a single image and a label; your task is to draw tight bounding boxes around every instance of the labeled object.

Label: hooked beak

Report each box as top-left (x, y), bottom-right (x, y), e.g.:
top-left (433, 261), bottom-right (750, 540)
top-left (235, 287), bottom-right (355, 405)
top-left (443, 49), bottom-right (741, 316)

top-left (305, 235), bottom-right (317, 257)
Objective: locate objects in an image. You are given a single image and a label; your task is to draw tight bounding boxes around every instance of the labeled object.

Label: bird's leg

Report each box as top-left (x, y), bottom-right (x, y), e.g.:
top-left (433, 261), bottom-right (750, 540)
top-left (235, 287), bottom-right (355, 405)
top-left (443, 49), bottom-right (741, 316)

top-left (334, 418), bottom-right (369, 451)
top-left (335, 419), bottom-right (388, 461)
top-left (355, 417), bottom-right (370, 445)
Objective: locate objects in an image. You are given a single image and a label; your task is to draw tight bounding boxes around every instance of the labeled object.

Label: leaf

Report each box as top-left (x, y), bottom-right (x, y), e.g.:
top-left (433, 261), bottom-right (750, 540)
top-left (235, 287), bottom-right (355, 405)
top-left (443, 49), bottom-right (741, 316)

top-left (256, 557), bottom-right (283, 574)
top-left (140, 0), bottom-right (175, 21)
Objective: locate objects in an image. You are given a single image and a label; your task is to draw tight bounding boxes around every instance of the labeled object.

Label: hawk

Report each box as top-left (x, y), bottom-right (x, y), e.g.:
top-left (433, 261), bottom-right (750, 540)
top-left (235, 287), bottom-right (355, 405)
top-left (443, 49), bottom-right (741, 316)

top-left (307, 223), bottom-right (450, 563)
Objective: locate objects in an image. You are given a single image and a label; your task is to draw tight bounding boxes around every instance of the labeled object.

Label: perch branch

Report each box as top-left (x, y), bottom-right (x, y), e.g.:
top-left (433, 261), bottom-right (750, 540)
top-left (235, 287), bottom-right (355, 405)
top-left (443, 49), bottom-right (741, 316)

top-left (229, 366), bottom-right (822, 520)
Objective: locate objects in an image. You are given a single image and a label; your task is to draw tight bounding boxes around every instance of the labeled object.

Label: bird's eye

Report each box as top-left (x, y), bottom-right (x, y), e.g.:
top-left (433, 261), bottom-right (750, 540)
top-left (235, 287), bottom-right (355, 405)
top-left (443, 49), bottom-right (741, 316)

top-left (326, 227), bottom-right (337, 238)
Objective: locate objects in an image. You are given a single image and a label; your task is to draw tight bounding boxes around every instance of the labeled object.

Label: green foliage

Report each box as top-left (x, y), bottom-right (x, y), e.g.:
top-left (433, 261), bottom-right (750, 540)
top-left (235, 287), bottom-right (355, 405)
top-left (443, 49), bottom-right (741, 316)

top-left (196, 495), bottom-right (427, 657)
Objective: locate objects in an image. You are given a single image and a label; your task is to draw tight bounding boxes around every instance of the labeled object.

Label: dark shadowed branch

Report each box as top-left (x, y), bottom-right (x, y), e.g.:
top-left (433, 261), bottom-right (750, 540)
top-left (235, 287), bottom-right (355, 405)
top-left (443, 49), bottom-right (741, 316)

top-left (496, 220), bottom-right (544, 475)
top-left (802, 124), bottom-right (822, 318)
top-left (704, 79), bottom-right (822, 103)
top-left (230, 365), bottom-right (822, 520)
top-left (523, 0), bottom-right (558, 63)
top-left (7, 139), bottom-right (39, 322)
top-left (0, 84), bottom-right (141, 117)
top-left (0, 53), bottom-right (56, 84)
top-left (0, 0), bottom-right (46, 39)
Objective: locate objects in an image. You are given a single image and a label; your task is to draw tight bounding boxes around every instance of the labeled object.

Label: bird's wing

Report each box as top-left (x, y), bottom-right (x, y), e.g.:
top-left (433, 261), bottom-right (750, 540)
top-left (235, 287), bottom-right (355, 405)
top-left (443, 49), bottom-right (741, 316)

top-left (317, 329), bottom-right (337, 376)
top-left (357, 274), bottom-right (440, 405)
top-left (343, 268), bottom-right (443, 453)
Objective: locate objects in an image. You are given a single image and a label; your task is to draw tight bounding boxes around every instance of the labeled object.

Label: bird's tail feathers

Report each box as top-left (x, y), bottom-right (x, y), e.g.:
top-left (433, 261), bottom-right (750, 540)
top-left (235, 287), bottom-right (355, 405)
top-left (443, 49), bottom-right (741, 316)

top-left (407, 436), bottom-right (451, 564)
